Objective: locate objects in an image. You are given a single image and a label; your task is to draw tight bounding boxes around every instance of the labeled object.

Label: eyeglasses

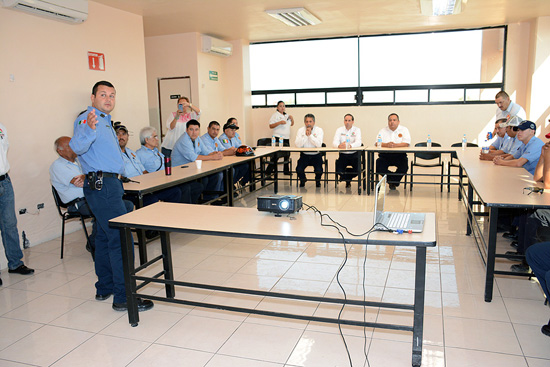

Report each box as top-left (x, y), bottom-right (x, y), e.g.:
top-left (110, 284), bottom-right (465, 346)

top-left (523, 187), bottom-right (544, 195)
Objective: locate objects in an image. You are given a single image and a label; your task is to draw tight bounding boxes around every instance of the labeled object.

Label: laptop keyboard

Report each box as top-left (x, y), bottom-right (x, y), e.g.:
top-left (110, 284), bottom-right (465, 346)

top-left (387, 213), bottom-right (410, 229)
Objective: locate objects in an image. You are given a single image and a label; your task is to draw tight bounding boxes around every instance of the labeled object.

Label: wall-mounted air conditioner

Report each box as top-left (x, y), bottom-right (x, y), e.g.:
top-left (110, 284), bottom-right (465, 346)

top-left (1, 0), bottom-right (88, 23)
top-left (201, 35), bottom-right (232, 57)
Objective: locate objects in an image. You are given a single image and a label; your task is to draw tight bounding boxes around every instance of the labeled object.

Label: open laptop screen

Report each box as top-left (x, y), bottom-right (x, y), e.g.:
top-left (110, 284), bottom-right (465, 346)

top-left (374, 175), bottom-right (387, 224)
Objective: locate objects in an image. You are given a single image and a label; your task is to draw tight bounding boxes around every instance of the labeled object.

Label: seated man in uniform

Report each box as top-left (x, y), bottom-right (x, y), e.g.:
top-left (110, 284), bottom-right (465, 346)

top-left (136, 126), bottom-right (202, 204)
top-left (49, 136), bottom-right (97, 257)
top-left (171, 119), bottom-right (224, 201)
top-left (480, 117), bottom-right (523, 160)
top-left (219, 120), bottom-right (249, 186)
top-left (333, 114), bottom-right (362, 188)
top-left (375, 113), bottom-right (411, 190)
top-left (493, 120), bottom-right (544, 175)
top-left (295, 113), bottom-right (324, 188)
top-left (116, 125), bottom-right (184, 206)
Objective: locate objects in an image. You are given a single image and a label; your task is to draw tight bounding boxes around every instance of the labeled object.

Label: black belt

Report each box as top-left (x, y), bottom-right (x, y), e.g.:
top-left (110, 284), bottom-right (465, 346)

top-left (0, 174), bottom-right (6, 181)
top-left (88, 171), bottom-right (121, 179)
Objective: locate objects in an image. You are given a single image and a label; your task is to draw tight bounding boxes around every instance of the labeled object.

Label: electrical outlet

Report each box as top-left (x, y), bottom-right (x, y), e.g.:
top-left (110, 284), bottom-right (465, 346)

top-left (37, 203), bottom-right (44, 210)
top-left (19, 208), bottom-right (26, 215)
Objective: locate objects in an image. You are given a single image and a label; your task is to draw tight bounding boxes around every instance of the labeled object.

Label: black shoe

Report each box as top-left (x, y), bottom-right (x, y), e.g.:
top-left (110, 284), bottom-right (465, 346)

top-left (8, 265), bottom-right (34, 275)
top-left (299, 180), bottom-right (306, 187)
top-left (112, 298), bottom-right (154, 312)
top-left (316, 181), bottom-right (321, 188)
top-left (389, 183), bottom-right (397, 190)
top-left (95, 293), bottom-right (113, 301)
top-left (542, 322), bottom-right (550, 337)
top-left (511, 263), bottom-right (530, 273)
top-left (0, 277), bottom-right (2, 286)
top-left (503, 232), bottom-right (518, 240)
top-left (345, 181), bottom-right (351, 188)
top-left (505, 250), bottom-right (523, 258)
top-left (510, 241), bottom-right (518, 249)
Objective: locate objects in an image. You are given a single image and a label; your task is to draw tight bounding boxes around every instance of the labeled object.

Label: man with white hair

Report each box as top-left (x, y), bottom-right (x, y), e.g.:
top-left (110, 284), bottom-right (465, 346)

top-left (136, 126), bottom-right (202, 203)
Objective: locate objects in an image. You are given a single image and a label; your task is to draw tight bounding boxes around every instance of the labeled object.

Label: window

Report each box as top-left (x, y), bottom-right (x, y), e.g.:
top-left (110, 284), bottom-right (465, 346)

top-left (250, 26), bottom-right (506, 107)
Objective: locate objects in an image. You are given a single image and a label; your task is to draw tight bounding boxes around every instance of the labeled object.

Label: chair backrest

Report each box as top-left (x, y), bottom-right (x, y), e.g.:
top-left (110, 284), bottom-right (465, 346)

top-left (51, 185), bottom-right (68, 217)
top-left (450, 142), bottom-right (478, 159)
top-left (257, 138), bottom-right (271, 147)
top-left (414, 142), bottom-right (442, 161)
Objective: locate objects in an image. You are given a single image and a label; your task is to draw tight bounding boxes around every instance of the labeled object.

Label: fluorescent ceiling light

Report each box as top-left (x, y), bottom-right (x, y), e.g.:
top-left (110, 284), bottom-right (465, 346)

top-left (265, 7), bottom-right (321, 27)
top-left (420, 0), bottom-right (463, 16)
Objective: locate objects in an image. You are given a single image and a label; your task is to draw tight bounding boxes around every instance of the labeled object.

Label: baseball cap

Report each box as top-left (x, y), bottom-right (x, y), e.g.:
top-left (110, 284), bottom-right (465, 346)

top-left (502, 115), bottom-right (523, 127)
top-left (114, 122), bottom-right (128, 133)
top-left (517, 120), bottom-right (536, 131)
top-left (223, 122), bottom-right (239, 130)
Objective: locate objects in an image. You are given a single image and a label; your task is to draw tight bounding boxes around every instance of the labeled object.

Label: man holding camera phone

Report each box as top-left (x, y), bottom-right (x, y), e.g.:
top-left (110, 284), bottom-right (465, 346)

top-left (160, 96), bottom-right (201, 157)
top-left (70, 81), bottom-right (153, 312)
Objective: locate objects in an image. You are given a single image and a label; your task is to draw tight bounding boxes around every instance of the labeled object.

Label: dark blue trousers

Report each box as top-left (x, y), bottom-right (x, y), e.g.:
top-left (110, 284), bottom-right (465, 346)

top-left (84, 176), bottom-right (132, 304)
top-left (525, 241), bottom-right (550, 301)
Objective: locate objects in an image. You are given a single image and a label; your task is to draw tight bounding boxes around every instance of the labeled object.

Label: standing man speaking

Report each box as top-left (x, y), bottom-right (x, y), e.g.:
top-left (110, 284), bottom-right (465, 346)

top-left (70, 81), bottom-right (153, 312)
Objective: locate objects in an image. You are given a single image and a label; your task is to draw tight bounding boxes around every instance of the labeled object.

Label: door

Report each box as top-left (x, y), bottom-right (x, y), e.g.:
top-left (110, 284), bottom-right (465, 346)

top-left (158, 77), bottom-right (192, 141)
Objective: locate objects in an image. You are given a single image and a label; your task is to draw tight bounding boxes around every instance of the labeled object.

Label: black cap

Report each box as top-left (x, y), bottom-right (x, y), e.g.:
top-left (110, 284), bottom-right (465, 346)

top-left (517, 120), bottom-right (536, 131)
top-left (223, 122), bottom-right (239, 131)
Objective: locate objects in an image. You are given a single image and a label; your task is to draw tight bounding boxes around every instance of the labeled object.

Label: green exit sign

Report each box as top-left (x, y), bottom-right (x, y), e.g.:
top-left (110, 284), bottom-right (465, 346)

top-left (209, 71), bottom-right (218, 81)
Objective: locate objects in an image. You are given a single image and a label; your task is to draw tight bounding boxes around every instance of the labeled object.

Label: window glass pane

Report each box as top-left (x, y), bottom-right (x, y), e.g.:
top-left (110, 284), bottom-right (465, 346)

top-left (395, 90), bottom-right (428, 103)
top-left (466, 88), bottom-right (501, 101)
top-left (363, 91), bottom-right (394, 103)
top-left (267, 94), bottom-right (295, 106)
top-left (359, 28), bottom-right (504, 86)
top-left (296, 93), bottom-right (325, 105)
top-left (327, 92), bottom-right (356, 104)
top-left (251, 94), bottom-right (266, 107)
top-left (430, 89), bottom-right (464, 102)
top-left (250, 38), bottom-right (358, 90)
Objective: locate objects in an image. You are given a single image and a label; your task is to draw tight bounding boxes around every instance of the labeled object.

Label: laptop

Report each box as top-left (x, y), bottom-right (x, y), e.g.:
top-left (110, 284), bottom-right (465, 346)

top-left (373, 175), bottom-right (426, 233)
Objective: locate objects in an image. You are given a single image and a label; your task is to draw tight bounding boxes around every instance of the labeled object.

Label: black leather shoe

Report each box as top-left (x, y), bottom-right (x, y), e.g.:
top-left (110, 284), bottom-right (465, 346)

top-left (542, 321), bottom-right (550, 337)
top-left (299, 180), bottom-right (306, 187)
top-left (389, 183), bottom-right (397, 190)
top-left (95, 293), bottom-right (112, 301)
top-left (511, 263), bottom-right (530, 273)
top-left (345, 181), bottom-right (351, 188)
top-left (316, 181), bottom-right (321, 188)
top-left (0, 277), bottom-right (2, 286)
top-left (505, 250), bottom-right (523, 258)
top-left (8, 265), bottom-right (34, 275)
top-left (503, 232), bottom-right (518, 240)
top-left (510, 241), bottom-right (518, 249)
top-left (112, 298), bottom-right (154, 312)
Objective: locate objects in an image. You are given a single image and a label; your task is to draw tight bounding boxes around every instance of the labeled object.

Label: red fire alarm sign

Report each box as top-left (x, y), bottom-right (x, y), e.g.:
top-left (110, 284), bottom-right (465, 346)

top-left (88, 52), bottom-right (105, 71)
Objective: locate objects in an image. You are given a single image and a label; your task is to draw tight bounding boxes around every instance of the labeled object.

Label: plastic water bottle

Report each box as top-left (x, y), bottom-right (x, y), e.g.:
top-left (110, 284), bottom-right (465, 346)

top-left (271, 136), bottom-right (276, 147)
top-left (377, 134), bottom-right (382, 147)
top-left (461, 134), bottom-right (467, 150)
top-left (427, 134), bottom-right (432, 149)
top-left (482, 140), bottom-right (490, 154)
top-left (279, 137), bottom-right (284, 147)
top-left (346, 136), bottom-right (351, 149)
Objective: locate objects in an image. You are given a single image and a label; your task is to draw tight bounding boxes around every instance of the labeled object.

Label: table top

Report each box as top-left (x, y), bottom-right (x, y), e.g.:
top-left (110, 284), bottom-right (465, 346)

top-left (123, 147), bottom-right (276, 194)
top-left (456, 149), bottom-right (550, 208)
top-left (256, 146), bottom-right (364, 153)
top-left (110, 202), bottom-right (436, 247)
top-left (365, 146), bottom-right (460, 153)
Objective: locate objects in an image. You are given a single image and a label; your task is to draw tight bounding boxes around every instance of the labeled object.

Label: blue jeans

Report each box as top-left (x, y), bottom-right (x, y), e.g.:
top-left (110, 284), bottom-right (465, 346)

top-left (84, 176), bottom-right (132, 304)
top-left (525, 241), bottom-right (550, 301)
top-left (0, 175), bottom-right (24, 271)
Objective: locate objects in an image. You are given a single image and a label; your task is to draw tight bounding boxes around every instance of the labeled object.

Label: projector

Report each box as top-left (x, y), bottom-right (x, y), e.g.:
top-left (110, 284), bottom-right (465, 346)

top-left (257, 195), bottom-right (302, 215)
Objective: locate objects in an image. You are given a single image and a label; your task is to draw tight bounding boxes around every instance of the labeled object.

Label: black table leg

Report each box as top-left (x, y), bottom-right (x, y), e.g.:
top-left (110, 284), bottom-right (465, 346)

top-left (466, 183), bottom-right (473, 236)
top-left (227, 167), bottom-right (234, 207)
top-left (458, 165), bottom-right (463, 201)
top-left (357, 151), bottom-right (362, 195)
top-left (412, 246), bottom-right (426, 367)
top-left (120, 227), bottom-right (139, 327)
top-left (160, 231), bottom-right (175, 298)
top-left (485, 207), bottom-right (499, 302)
top-left (136, 194), bottom-right (147, 265)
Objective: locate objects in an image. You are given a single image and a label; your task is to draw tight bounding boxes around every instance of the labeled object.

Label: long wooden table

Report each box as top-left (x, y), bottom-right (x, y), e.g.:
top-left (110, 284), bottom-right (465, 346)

top-left (110, 203), bottom-right (436, 367)
top-left (365, 146), bottom-right (459, 195)
top-left (123, 147), bottom-right (278, 263)
top-left (456, 149), bottom-right (550, 301)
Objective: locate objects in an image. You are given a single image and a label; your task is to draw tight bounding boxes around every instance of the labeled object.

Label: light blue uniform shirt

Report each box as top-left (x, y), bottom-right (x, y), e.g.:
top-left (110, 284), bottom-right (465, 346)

top-left (513, 135), bottom-right (544, 175)
top-left (501, 136), bottom-right (523, 155)
top-left (70, 107), bottom-right (125, 175)
top-left (491, 135), bottom-right (509, 150)
top-left (171, 133), bottom-right (210, 166)
top-left (201, 133), bottom-right (222, 152)
top-left (49, 157), bottom-right (84, 203)
top-left (121, 147), bottom-right (145, 178)
top-left (136, 146), bottom-right (164, 172)
top-left (219, 133), bottom-right (241, 150)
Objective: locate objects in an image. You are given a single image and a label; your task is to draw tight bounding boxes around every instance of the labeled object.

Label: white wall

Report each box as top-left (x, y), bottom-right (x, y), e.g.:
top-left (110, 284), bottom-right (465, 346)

top-left (0, 2), bottom-right (149, 268)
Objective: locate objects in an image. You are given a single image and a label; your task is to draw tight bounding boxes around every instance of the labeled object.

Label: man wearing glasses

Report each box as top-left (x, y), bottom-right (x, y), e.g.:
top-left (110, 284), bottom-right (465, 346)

top-left (493, 120), bottom-right (544, 175)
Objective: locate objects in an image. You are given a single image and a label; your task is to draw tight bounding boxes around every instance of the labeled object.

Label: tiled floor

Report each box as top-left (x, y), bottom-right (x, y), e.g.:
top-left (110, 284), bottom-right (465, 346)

top-left (1, 177), bottom-right (549, 366)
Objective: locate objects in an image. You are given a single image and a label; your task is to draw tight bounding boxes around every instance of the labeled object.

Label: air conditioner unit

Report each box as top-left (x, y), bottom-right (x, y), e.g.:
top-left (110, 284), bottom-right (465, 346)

top-left (1, 0), bottom-right (88, 23)
top-left (201, 35), bottom-right (232, 57)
